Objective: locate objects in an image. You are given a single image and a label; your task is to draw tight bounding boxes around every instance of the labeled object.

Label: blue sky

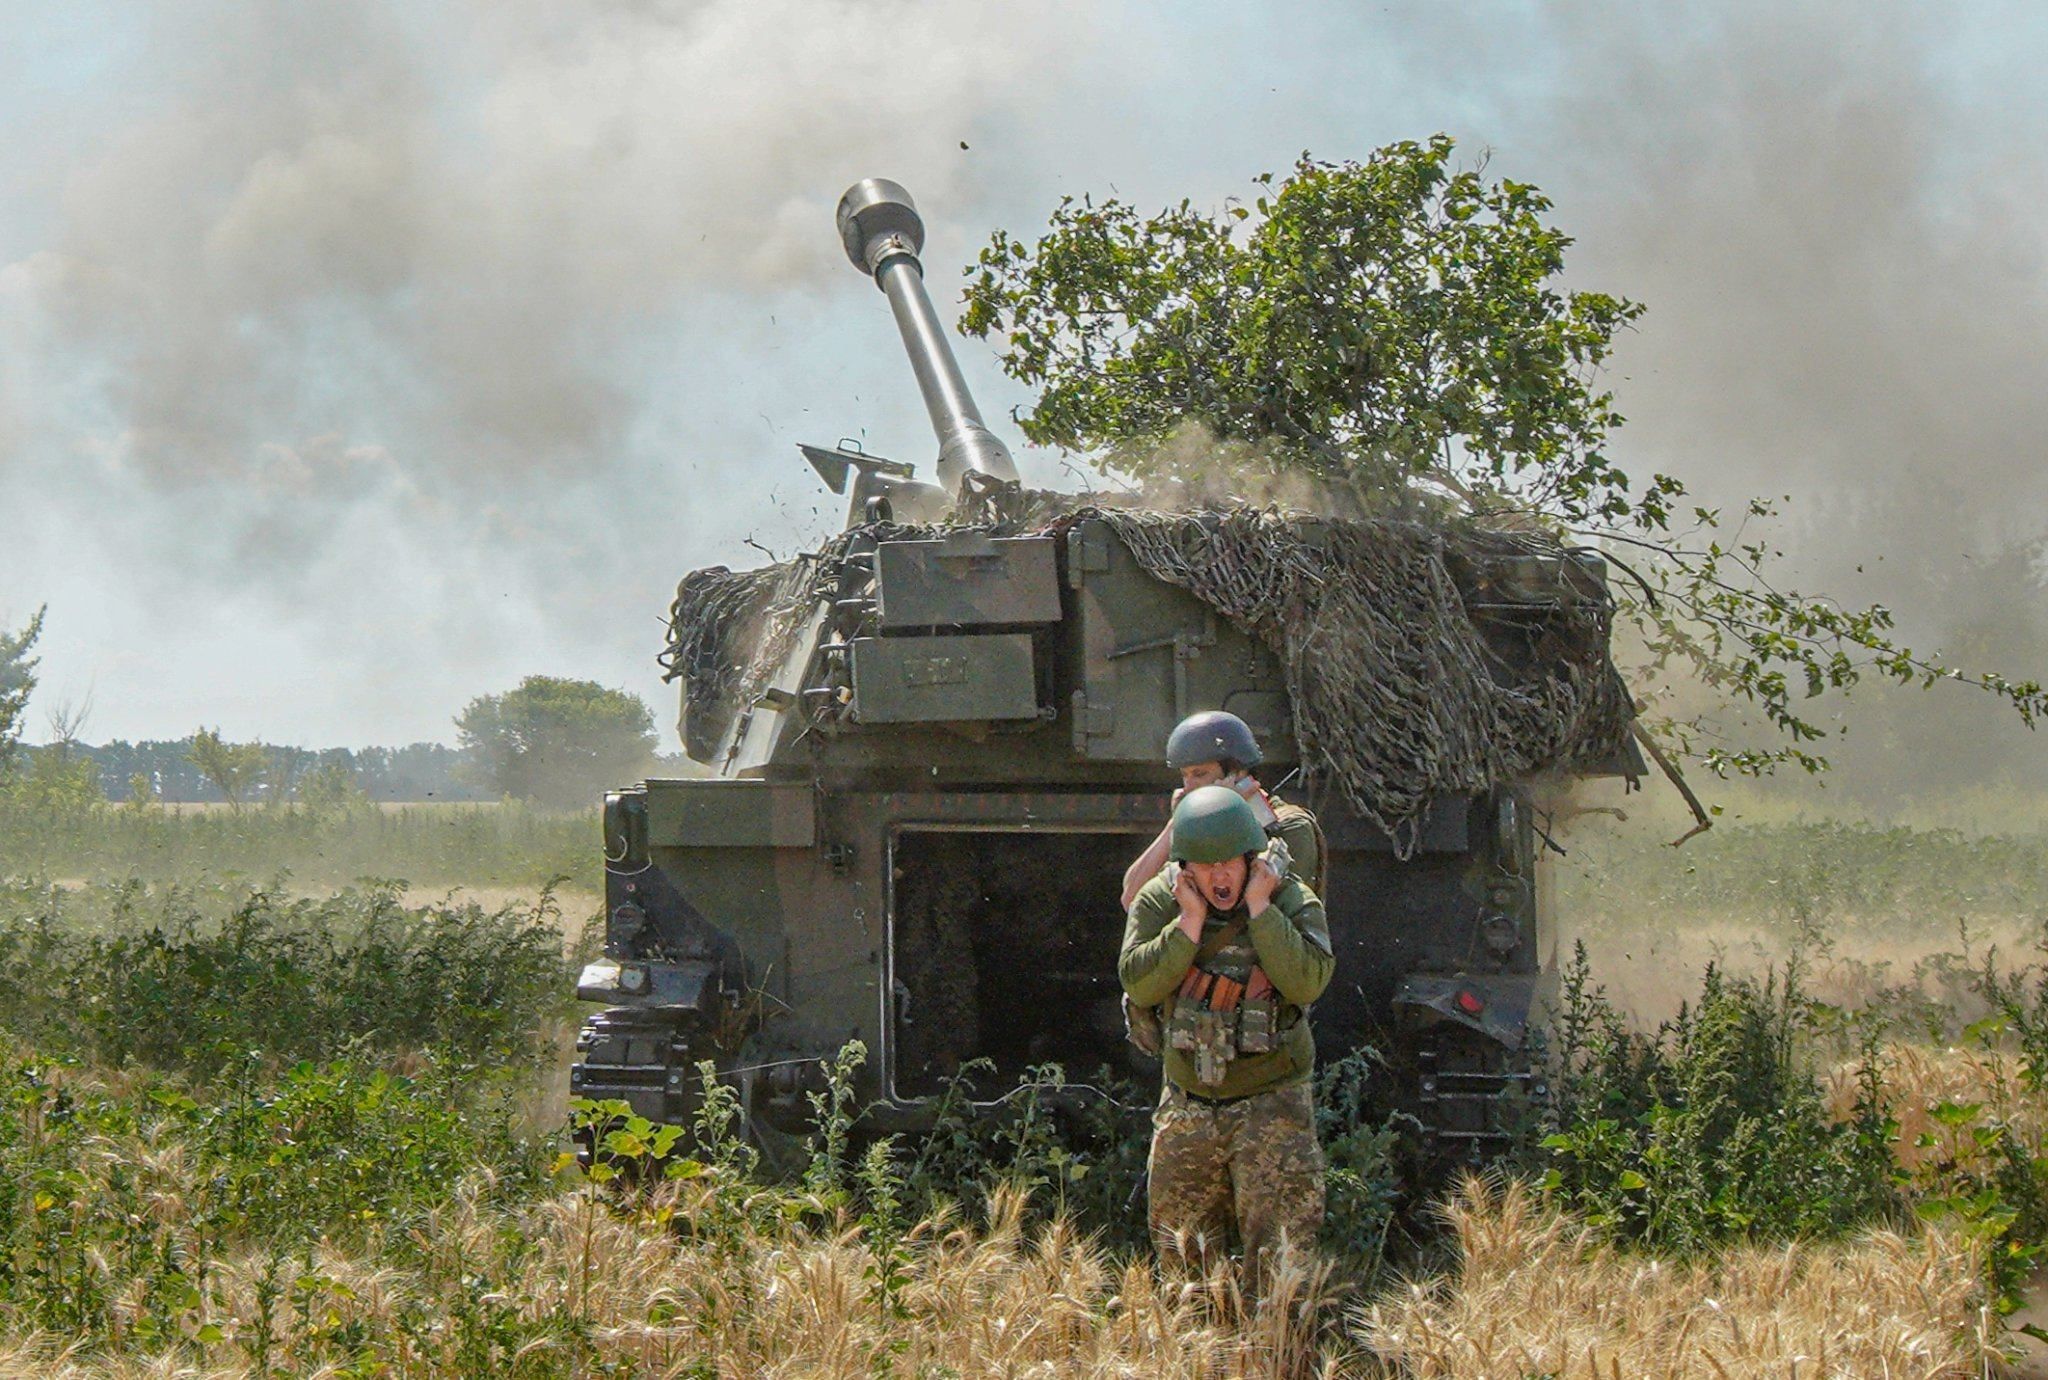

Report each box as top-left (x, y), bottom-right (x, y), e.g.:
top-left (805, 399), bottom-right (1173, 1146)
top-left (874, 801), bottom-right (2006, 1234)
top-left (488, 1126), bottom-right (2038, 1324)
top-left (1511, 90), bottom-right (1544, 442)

top-left (2, 0), bottom-right (2044, 749)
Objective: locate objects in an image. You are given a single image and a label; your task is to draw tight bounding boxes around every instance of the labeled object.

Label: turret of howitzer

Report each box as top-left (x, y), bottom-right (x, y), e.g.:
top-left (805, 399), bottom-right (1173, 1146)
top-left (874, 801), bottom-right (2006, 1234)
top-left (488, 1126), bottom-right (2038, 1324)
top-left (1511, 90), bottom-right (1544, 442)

top-left (835, 178), bottom-right (1018, 501)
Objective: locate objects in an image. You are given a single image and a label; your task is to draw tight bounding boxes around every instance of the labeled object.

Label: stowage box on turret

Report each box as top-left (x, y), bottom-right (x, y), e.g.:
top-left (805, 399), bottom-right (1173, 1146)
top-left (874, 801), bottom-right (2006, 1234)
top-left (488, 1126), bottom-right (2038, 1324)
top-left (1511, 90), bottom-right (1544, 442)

top-left (570, 180), bottom-right (1642, 1163)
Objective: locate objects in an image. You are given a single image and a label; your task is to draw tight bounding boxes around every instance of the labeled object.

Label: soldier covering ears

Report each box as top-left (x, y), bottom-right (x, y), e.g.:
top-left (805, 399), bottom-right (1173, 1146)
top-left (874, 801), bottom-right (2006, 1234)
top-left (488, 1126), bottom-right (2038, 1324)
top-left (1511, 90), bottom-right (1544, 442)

top-left (1120, 710), bottom-right (1324, 911)
top-left (1119, 784), bottom-right (1333, 1279)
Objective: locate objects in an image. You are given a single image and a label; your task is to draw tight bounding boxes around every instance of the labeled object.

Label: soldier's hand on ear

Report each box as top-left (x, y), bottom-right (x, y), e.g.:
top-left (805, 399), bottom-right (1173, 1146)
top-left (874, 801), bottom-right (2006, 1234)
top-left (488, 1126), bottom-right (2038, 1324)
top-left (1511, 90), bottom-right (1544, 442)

top-left (1173, 867), bottom-right (1207, 940)
top-left (1244, 856), bottom-right (1281, 914)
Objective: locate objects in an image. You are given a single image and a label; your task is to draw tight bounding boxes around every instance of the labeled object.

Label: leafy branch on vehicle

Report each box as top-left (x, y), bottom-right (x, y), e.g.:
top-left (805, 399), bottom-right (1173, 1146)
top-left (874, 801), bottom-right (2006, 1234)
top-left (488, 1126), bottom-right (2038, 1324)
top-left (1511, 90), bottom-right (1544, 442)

top-left (962, 135), bottom-right (2044, 774)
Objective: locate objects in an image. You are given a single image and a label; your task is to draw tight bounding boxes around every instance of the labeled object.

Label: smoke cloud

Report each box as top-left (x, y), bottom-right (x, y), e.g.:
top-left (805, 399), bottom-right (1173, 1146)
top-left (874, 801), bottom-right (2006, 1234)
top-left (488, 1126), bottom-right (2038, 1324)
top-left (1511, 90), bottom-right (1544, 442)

top-left (1, 0), bottom-right (1092, 744)
top-left (1521, 3), bottom-right (2048, 794)
top-left (28, 2), bottom-right (1095, 481)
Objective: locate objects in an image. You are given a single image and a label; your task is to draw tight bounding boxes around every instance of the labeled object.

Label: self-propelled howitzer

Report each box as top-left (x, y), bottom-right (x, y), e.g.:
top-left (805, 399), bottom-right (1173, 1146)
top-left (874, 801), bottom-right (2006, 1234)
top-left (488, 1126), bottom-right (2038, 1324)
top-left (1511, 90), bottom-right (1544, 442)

top-left (570, 180), bottom-right (1642, 1165)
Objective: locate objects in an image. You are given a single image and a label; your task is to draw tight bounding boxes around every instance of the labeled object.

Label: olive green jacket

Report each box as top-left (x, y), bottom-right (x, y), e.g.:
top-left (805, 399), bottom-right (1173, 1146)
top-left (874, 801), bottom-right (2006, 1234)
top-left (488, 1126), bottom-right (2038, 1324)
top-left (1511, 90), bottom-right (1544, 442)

top-left (1118, 873), bottom-right (1334, 1099)
top-left (1267, 795), bottom-right (1324, 901)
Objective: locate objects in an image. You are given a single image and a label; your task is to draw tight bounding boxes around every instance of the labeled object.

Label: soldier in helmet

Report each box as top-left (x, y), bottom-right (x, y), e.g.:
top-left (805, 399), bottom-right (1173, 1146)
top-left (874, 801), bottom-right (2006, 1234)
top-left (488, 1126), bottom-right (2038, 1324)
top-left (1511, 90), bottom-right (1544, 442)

top-left (1120, 710), bottom-right (1324, 911)
top-left (1119, 785), bottom-right (1334, 1279)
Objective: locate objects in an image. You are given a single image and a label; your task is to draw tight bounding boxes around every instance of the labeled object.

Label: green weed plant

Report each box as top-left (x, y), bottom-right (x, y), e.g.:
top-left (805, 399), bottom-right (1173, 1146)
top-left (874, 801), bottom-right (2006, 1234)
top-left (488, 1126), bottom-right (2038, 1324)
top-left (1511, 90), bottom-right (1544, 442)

top-left (0, 1046), bottom-right (544, 1351)
top-left (1539, 942), bottom-right (1900, 1252)
top-left (0, 878), bottom-right (577, 1074)
top-left (573, 1039), bottom-right (1404, 1275)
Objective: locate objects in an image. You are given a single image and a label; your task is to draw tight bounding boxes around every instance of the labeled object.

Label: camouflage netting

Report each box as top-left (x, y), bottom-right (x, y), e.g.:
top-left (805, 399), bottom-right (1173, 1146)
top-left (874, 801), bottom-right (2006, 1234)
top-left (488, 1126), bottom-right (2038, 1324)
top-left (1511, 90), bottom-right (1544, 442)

top-left (662, 501), bottom-right (1635, 844)
top-left (1087, 509), bottom-right (1636, 844)
top-left (659, 492), bottom-right (1070, 760)
top-left (663, 561), bottom-right (816, 760)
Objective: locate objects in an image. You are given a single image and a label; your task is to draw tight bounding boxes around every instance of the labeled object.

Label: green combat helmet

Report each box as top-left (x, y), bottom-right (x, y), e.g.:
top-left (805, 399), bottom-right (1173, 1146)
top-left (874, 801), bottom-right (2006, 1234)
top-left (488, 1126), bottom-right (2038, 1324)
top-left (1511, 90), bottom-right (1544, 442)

top-left (1170, 785), bottom-right (1269, 862)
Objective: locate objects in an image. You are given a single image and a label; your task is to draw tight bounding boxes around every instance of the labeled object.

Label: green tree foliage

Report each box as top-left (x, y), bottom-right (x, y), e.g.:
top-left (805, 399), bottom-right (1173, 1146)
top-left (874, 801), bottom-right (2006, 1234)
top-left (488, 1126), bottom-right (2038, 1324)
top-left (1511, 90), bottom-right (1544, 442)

top-left (263, 745), bottom-right (315, 809)
top-left (455, 675), bottom-right (658, 809)
top-left (962, 138), bottom-right (2046, 774)
top-left (2, 691), bottom-right (102, 813)
top-left (295, 758), bottom-right (372, 818)
top-left (5, 745), bottom-right (105, 815)
top-left (85, 739), bottom-right (484, 804)
top-left (965, 136), bottom-right (1638, 504)
top-left (187, 726), bottom-right (269, 812)
top-left (0, 607), bottom-right (44, 777)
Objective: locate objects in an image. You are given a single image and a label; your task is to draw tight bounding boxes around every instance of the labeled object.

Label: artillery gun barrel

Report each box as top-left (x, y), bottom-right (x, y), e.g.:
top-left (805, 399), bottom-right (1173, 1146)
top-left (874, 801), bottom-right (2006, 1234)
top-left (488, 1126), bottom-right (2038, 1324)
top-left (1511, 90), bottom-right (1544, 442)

top-left (836, 178), bottom-right (1019, 494)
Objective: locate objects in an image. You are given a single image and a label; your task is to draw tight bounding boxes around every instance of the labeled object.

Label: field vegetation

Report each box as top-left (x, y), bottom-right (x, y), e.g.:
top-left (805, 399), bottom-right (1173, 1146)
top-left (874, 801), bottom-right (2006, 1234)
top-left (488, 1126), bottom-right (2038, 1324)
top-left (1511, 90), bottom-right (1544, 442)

top-left (0, 801), bottom-right (599, 898)
top-left (2, 797), bottom-right (2047, 1375)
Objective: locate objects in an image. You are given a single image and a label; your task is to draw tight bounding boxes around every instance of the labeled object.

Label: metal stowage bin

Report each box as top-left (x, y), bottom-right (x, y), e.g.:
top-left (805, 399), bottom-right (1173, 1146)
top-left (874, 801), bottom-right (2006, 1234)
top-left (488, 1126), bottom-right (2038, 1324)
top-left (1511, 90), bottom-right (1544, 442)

top-left (875, 534), bottom-right (1061, 630)
top-left (850, 634), bottom-right (1040, 722)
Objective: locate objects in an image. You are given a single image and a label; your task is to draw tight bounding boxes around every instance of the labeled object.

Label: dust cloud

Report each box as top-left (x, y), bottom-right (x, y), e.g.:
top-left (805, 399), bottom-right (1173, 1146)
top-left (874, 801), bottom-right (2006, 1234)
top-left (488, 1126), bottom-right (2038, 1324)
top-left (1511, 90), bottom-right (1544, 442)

top-left (1519, 2), bottom-right (2048, 798)
top-left (21, 2), bottom-right (1089, 483)
top-left (0, 0), bottom-right (1091, 745)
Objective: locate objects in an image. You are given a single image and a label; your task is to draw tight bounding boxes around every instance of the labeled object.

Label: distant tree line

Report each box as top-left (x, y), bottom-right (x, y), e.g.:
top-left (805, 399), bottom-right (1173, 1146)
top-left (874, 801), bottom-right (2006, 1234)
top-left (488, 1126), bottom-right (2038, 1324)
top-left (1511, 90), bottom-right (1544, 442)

top-left (0, 610), bottom-right (682, 810)
top-left (80, 739), bottom-right (486, 804)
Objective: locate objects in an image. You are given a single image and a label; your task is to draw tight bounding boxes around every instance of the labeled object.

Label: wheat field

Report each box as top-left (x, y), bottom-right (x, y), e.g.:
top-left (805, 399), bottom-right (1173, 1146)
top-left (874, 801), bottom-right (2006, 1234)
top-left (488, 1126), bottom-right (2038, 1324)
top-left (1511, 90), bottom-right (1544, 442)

top-left (2, 803), bottom-right (2045, 1376)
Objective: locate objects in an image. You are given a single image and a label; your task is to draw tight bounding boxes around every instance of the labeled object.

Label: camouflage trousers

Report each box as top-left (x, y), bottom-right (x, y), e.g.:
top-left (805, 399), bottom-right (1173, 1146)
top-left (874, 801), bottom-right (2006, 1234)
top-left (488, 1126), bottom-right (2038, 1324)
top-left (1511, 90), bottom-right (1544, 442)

top-left (1147, 1080), bottom-right (1324, 1276)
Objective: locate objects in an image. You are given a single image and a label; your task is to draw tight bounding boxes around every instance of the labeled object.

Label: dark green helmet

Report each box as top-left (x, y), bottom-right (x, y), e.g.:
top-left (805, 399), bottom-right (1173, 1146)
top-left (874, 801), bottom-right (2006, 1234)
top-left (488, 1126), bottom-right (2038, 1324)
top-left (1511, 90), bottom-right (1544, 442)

top-left (1166, 710), bottom-right (1262, 770)
top-left (1170, 785), bottom-right (1269, 863)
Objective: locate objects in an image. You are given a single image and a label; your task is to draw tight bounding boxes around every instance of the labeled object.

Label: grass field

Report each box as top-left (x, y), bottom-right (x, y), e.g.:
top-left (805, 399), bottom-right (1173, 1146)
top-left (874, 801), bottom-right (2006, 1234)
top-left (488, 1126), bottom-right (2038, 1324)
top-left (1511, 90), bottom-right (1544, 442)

top-left (1, 795), bottom-right (2044, 1376)
top-left (0, 800), bottom-right (601, 898)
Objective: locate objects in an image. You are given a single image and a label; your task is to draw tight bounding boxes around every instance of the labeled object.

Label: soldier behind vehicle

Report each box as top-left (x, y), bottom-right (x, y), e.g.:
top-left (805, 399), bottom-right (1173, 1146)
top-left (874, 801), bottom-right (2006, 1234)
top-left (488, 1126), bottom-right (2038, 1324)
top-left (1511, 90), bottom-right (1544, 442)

top-left (1120, 710), bottom-right (1325, 912)
top-left (1119, 785), bottom-right (1334, 1283)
